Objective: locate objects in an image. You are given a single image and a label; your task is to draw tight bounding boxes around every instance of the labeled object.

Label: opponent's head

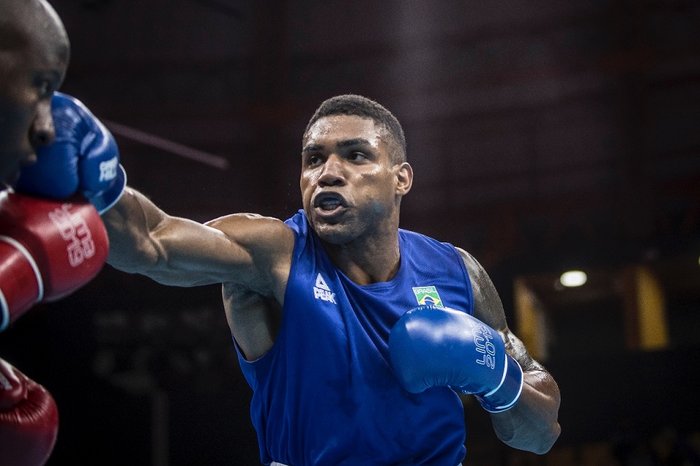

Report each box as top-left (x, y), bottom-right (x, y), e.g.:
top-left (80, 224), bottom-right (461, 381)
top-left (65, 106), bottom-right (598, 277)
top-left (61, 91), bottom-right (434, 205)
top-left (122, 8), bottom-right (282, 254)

top-left (0, 0), bottom-right (70, 186)
top-left (300, 95), bottom-right (413, 245)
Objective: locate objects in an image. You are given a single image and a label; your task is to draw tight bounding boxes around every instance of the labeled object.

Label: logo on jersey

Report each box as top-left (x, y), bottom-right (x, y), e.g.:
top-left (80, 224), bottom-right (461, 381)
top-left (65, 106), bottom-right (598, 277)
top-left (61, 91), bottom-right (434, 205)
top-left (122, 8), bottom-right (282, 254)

top-left (412, 286), bottom-right (443, 307)
top-left (314, 273), bottom-right (337, 304)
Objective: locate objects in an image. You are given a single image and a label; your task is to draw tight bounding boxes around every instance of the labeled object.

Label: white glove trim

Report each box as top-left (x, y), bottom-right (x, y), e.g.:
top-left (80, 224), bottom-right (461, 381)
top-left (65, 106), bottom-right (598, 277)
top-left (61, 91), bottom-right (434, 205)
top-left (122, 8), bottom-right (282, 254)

top-left (0, 235), bottom-right (44, 330)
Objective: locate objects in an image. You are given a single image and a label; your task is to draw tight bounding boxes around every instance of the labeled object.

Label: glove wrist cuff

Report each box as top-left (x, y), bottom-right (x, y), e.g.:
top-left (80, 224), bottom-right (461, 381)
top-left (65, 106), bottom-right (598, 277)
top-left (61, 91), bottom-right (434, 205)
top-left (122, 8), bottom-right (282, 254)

top-left (477, 354), bottom-right (524, 413)
top-left (86, 164), bottom-right (126, 215)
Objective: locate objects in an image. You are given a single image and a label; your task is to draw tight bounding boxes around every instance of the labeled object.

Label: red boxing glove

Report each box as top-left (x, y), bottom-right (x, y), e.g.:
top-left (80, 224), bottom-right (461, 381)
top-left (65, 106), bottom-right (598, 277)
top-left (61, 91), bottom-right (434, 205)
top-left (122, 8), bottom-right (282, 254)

top-left (0, 357), bottom-right (59, 466)
top-left (0, 191), bottom-right (109, 331)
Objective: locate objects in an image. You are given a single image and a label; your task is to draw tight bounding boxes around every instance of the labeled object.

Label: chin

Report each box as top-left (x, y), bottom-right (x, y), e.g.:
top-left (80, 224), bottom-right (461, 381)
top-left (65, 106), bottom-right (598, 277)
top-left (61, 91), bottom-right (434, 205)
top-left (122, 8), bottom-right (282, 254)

top-left (312, 221), bottom-right (357, 245)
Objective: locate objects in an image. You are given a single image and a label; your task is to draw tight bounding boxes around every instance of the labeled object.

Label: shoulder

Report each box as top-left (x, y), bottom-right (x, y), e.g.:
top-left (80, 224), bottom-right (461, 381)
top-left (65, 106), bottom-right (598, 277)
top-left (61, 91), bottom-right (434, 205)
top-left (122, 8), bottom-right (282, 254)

top-left (454, 246), bottom-right (508, 330)
top-left (205, 213), bottom-right (295, 291)
top-left (454, 247), bottom-right (485, 287)
top-left (205, 213), bottom-right (294, 248)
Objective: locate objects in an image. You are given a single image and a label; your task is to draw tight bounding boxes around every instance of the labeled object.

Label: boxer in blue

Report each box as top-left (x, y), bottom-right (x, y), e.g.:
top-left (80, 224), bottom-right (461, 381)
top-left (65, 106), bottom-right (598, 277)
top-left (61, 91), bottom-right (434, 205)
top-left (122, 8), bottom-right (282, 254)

top-left (39, 93), bottom-right (561, 464)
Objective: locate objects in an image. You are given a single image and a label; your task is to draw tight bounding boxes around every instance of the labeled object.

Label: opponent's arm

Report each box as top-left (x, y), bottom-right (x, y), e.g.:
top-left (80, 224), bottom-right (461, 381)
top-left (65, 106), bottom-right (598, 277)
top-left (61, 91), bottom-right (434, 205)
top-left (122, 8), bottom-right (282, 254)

top-left (458, 248), bottom-right (561, 454)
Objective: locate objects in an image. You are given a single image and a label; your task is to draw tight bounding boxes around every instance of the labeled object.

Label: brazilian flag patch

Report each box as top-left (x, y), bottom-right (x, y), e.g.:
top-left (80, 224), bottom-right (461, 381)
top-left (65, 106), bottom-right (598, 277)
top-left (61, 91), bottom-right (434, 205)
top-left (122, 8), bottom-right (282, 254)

top-left (412, 286), bottom-right (443, 307)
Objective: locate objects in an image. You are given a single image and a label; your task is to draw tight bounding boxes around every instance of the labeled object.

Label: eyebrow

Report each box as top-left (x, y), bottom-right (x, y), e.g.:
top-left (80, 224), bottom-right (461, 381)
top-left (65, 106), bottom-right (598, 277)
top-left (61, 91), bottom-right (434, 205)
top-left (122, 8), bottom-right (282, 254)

top-left (302, 138), bottom-right (372, 153)
top-left (337, 138), bottom-right (372, 148)
top-left (301, 143), bottom-right (322, 154)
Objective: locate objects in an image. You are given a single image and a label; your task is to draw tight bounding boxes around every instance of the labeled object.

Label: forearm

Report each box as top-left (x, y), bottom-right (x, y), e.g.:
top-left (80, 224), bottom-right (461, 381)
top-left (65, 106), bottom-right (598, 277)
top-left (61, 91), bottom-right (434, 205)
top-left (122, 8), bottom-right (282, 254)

top-left (488, 369), bottom-right (561, 454)
top-left (102, 187), bottom-right (166, 275)
top-left (102, 187), bottom-right (257, 287)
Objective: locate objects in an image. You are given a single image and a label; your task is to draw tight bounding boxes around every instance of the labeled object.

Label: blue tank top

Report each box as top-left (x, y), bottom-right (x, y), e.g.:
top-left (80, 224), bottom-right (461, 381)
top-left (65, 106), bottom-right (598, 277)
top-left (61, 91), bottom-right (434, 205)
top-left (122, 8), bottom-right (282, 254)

top-left (236, 210), bottom-right (473, 465)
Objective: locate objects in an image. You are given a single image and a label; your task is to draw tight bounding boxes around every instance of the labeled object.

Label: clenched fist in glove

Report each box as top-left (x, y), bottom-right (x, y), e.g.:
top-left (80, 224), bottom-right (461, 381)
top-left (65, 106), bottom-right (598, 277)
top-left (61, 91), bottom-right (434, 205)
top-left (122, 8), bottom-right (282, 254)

top-left (0, 192), bottom-right (109, 331)
top-left (0, 357), bottom-right (59, 466)
top-left (16, 92), bottom-right (126, 214)
top-left (389, 305), bottom-right (523, 413)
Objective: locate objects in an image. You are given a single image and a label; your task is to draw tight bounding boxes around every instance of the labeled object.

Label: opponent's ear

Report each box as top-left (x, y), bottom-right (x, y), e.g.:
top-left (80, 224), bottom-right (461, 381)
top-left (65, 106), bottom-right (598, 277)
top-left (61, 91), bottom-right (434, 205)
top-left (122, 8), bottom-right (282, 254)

top-left (395, 162), bottom-right (413, 196)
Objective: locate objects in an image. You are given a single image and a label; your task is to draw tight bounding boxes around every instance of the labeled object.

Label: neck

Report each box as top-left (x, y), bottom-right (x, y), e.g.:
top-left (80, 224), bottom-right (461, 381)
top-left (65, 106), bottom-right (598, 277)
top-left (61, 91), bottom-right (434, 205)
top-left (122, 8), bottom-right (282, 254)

top-left (322, 221), bottom-right (401, 286)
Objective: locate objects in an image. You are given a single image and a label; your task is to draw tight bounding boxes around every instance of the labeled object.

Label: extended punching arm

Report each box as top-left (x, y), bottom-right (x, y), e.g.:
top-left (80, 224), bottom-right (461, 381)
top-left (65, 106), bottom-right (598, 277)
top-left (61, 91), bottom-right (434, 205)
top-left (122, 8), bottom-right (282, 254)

top-left (100, 187), bottom-right (239, 287)
top-left (103, 188), bottom-right (294, 293)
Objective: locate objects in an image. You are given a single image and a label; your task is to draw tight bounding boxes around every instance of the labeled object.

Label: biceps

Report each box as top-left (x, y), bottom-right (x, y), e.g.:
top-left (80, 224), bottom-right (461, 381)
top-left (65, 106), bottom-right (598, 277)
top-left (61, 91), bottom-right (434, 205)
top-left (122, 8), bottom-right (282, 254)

top-left (148, 217), bottom-right (253, 286)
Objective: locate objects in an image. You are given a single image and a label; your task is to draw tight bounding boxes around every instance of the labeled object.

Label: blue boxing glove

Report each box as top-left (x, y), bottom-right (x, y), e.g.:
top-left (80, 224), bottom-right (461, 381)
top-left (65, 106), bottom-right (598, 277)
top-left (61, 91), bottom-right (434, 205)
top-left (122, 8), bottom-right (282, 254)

top-left (389, 305), bottom-right (524, 413)
top-left (16, 92), bottom-right (126, 214)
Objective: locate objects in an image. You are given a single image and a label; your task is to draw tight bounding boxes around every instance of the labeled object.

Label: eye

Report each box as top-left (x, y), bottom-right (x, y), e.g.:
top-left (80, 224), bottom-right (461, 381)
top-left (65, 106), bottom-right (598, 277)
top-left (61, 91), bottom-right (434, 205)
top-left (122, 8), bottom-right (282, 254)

top-left (305, 154), bottom-right (323, 167)
top-left (348, 151), bottom-right (367, 162)
top-left (34, 76), bottom-right (56, 99)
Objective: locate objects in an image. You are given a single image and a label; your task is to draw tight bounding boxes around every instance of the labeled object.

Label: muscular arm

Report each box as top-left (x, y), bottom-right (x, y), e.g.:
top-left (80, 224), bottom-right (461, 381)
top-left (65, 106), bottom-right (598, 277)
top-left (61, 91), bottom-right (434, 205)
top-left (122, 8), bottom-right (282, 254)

top-left (457, 248), bottom-right (561, 454)
top-left (102, 187), bottom-right (293, 295)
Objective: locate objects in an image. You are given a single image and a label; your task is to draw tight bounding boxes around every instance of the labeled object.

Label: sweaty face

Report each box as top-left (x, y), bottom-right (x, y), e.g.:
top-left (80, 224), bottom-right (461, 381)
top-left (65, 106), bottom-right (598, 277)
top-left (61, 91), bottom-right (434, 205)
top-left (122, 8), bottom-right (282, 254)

top-left (0, 0), bottom-right (69, 186)
top-left (300, 115), bottom-right (411, 245)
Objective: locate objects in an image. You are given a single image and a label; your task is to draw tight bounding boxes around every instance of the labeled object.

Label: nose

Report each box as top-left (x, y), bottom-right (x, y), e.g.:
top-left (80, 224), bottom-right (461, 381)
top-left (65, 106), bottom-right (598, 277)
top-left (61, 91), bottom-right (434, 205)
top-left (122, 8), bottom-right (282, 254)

top-left (29, 101), bottom-right (56, 148)
top-left (318, 154), bottom-right (345, 187)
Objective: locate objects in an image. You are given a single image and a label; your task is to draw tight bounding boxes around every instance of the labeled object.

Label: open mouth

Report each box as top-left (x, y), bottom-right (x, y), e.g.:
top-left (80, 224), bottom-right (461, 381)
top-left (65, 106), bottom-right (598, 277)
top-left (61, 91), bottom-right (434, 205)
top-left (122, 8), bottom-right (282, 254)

top-left (313, 192), bottom-right (347, 213)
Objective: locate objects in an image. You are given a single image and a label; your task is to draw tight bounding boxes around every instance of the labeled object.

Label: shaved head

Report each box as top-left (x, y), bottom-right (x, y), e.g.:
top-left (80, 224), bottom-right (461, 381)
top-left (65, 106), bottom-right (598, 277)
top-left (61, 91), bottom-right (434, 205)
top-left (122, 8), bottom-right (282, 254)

top-left (0, 0), bottom-right (70, 185)
top-left (0, 0), bottom-right (69, 58)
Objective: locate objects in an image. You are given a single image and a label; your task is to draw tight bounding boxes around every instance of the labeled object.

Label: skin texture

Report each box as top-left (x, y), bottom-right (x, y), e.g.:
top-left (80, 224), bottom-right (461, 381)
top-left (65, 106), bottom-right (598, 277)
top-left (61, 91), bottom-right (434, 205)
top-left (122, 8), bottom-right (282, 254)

top-left (0, 0), bottom-right (69, 186)
top-left (104, 113), bottom-right (561, 454)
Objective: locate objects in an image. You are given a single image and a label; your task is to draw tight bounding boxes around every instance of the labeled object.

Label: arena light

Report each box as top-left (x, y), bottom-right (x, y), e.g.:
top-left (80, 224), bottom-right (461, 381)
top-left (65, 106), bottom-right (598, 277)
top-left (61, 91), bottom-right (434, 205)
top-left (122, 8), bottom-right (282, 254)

top-left (559, 270), bottom-right (587, 288)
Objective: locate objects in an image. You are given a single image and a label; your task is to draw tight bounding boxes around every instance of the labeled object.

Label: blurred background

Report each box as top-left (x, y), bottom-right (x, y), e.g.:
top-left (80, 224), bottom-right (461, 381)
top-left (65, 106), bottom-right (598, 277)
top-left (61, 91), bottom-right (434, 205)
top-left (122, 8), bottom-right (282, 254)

top-left (1, 0), bottom-right (699, 464)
